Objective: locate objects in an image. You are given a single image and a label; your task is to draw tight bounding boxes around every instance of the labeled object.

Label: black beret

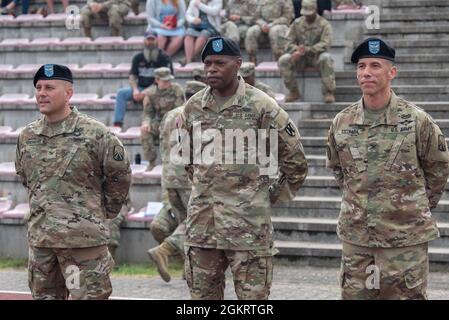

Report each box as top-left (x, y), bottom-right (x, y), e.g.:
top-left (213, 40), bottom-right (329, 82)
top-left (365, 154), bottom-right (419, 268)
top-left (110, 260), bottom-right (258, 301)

top-left (351, 38), bottom-right (396, 63)
top-left (201, 36), bottom-right (241, 62)
top-left (33, 64), bottom-right (73, 87)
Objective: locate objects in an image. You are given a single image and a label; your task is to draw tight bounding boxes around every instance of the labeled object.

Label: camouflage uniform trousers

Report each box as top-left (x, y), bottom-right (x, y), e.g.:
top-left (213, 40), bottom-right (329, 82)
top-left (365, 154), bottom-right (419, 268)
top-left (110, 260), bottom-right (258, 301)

top-left (245, 24), bottom-right (289, 61)
top-left (140, 121), bottom-right (160, 163)
top-left (185, 246), bottom-right (273, 300)
top-left (278, 52), bottom-right (336, 95)
top-left (28, 245), bottom-right (114, 300)
top-left (150, 188), bottom-right (190, 254)
top-left (80, 3), bottom-right (130, 33)
top-left (221, 22), bottom-right (250, 45)
top-left (340, 241), bottom-right (429, 300)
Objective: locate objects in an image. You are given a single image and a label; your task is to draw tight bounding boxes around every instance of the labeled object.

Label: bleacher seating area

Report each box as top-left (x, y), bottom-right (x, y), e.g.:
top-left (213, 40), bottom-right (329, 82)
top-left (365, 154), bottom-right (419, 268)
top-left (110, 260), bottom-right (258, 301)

top-left (2, 0), bottom-right (449, 265)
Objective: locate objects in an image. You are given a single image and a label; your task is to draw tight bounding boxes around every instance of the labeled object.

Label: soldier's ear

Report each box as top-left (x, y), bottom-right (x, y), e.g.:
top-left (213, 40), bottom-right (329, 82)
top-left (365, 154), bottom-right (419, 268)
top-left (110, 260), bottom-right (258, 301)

top-left (389, 65), bottom-right (397, 80)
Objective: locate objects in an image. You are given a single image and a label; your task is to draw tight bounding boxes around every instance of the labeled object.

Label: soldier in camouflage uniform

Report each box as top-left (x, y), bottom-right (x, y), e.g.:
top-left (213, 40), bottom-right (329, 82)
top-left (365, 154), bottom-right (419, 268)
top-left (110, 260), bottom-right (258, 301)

top-left (179, 37), bottom-right (308, 300)
top-left (327, 38), bottom-right (449, 300)
top-left (148, 80), bottom-right (207, 282)
top-left (220, 0), bottom-right (258, 45)
top-left (80, 0), bottom-right (131, 37)
top-left (244, 0), bottom-right (294, 65)
top-left (15, 64), bottom-right (132, 300)
top-left (239, 62), bottom-right (276, 99)
top-left (278, 0), bottom-right (336, 103)
top-left (140, 67), bottom-right (185, 171)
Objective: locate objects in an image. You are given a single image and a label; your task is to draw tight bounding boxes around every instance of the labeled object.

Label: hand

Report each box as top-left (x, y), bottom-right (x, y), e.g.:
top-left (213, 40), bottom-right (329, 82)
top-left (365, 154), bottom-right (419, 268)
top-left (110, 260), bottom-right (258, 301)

top-left (133, 91), bottom-right (145, 102)
top-left (192, 17), bottom-right (202, 25)
top-left (229, 14), bottom-right (240, 22)
top-left (160, 23), bottom-right (169, 30)
top-left (262, 24), bottom-right (269, 33)
top-left (141, 123), bottom-right (150, 133)
top-left (194, 0), bottom-right (201, 7)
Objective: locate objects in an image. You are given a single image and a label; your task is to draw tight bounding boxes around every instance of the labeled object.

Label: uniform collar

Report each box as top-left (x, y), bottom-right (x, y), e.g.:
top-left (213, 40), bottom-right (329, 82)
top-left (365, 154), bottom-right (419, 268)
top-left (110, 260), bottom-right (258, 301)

top-left (201, 76), bottom-right (246, 112)
top-left (352, 90), bottom-right (400, 126)
top-left (34, 106), bottom-right (80, 137)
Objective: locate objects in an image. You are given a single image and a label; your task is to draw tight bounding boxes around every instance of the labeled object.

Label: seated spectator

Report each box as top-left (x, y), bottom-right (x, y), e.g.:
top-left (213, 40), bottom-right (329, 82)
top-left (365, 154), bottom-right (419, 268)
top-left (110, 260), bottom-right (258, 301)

top-left (181, 0), bottom-right (222, 65)
top-left (113, 31), bottom-right (173, 128)
top-left (146, 0), bottom-right (186, 57)
top-left (0, 0), bottom-right (29, 15)
top-left (80, 0), bottom-right (131, 37)
top-left (45, 0), bottom-right (69, 14)
top-left (293, 0), bottom-right (332, 18)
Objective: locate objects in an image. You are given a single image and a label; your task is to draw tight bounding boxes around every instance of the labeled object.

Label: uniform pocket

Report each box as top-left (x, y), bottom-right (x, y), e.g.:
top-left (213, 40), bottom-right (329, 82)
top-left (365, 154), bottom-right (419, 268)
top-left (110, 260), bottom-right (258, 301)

top-left (404, 263), bottom-right (424, 289)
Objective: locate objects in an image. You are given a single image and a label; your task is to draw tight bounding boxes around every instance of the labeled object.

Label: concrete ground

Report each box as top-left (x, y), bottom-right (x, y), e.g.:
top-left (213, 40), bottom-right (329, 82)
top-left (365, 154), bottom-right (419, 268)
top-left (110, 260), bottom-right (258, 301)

top-left (0, 264), bottom-right (448, 300)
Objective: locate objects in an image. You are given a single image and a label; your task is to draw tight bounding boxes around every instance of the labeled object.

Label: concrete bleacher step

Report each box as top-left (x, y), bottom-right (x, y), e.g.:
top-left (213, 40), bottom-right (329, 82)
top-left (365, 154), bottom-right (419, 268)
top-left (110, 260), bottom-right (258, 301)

top-left (273, 196), bottom-right (449, 224)
top-left (379, 12), bottom-right (449, 23)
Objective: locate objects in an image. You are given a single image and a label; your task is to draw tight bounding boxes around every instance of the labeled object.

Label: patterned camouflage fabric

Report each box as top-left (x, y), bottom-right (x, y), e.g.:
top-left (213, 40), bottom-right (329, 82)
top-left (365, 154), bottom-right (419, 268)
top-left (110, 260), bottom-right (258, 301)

top-left (221, 0), bottom-right (258, 44)
top-left (15, 106), bottom-right (132, 248)
top-left (80, 0), bottom-right (131, 34)
top-left (326, 91), bottom-right (449, 248)
top-left (179, 76), bottom-right (308, 255)
top-left (140, 82), bottom-right (185, 162)
top-left (340, 241), bottom-right (428, 300)
top-left (185, 246), bottom-right (273, 299)
top-left (278, 14), bottom-right (336, 96)
top-left (28, 245), bottom-right (114, 300)
top-left (245, 0), bottom-right (294, 60)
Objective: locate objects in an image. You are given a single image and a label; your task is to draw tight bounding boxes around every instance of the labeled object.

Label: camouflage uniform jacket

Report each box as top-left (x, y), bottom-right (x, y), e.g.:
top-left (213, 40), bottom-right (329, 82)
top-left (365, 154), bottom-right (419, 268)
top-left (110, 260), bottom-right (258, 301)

top-left (87, 0), bottom-right (131, 9)
top-left (15, 107), bottom-right (132, 248)
top-left (223, 0), bottom-right (258, 26)
top-left (254, 0), bottom-right (294, 28)
top-left (285, 15), bottom-right (332, 55)
top-left (160, 106), bottom-right (191, 189)
top-left (142, 83), bottom-right (185, 128)
top-left (179, 77), bottom-right (308, 255)
top-left (327, 91), bottom-right (449, 248)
